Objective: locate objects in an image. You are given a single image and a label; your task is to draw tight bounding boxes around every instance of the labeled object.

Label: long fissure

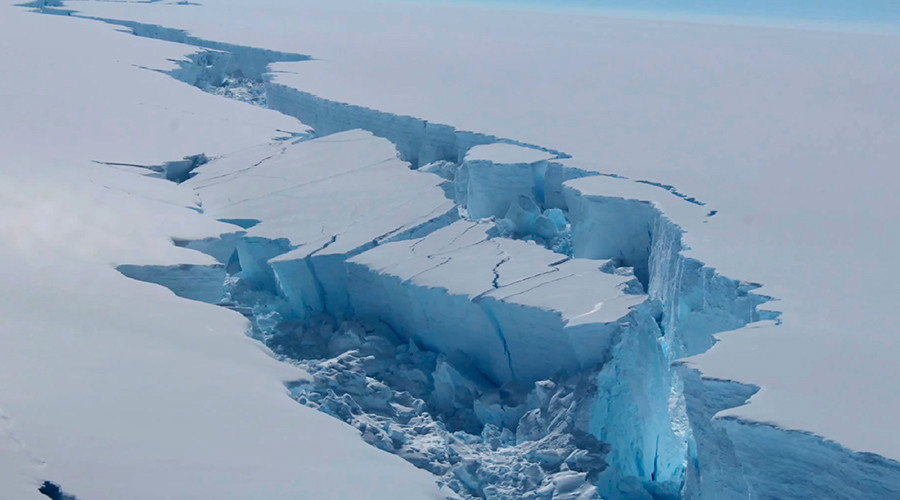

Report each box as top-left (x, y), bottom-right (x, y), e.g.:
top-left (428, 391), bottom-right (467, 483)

top-left (29, 2), bottom-right (900, 499)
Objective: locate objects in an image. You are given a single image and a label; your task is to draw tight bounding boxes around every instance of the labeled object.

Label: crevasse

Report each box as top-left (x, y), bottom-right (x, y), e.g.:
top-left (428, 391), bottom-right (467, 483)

top-left (29, 4), bottom-right (900, 499)
top-left (118, 139), bottom-right (768, 499)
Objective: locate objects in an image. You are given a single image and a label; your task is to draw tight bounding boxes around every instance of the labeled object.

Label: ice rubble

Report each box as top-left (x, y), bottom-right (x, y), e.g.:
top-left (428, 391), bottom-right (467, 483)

top-left (29, 2), bottom-right (900, 497)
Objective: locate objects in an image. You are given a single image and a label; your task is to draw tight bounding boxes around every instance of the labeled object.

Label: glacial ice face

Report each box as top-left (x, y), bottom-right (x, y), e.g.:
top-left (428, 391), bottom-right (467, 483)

top-left (563, 183), bottom-right (776, 360)
top-left (678, 368), bottom-right (900, 499)
top-left (346, 220), bottom-right (650, 385)
top-left (447, 152), bottom-right (590, 256)
top-left (463, 159), bottom-right (549, 219)
top-left (266, 84), bottom-right (569, 169)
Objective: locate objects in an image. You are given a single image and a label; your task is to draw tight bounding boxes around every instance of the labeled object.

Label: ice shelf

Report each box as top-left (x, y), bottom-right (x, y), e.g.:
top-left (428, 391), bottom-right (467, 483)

top-left (11, 1), bottom-right (900, 498)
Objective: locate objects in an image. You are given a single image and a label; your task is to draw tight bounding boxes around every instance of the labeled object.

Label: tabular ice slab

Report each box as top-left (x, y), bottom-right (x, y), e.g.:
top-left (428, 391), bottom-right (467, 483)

top-left (348, 220), bottom-right (649, 386)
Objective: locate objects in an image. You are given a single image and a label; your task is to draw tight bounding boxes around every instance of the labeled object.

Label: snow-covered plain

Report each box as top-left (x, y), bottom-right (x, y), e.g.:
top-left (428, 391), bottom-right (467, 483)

top-left (0, 3), bottom-right (451, 499)
top-left (61, 0), bottom-right (900, 455)
top-left (4, 0), bottom-right (900, 498)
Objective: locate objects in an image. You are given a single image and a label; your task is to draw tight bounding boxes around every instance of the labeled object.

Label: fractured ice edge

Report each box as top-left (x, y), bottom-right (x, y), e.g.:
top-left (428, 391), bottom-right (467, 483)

top-left (26, 3), bottom-right (900, 499)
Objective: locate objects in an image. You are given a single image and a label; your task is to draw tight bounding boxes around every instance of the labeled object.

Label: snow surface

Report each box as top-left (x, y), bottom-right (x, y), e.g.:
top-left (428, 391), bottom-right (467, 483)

top-left (465, 143), bottom-right (557, 165)
top-left (0, 3), bottom-right (451, 499)
top-left (185, 130), bottom-right (454, 260)
top-left (6, 0), bottom-right (900, 498)
top-left (61, 0), bottom-right (900, 463)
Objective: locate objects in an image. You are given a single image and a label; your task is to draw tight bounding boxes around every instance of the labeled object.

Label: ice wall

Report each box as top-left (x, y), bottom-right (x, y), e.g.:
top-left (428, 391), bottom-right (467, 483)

top-left (346, 220), bottom-right (649, 385)
top-left (457, 148), bottom-right (591, 218)
top-left (420, 146), bottom-right (796, 498)
top-left (678, 368), bottom-right (900, 499)
top-left (562, 176), bottom-right (900, 499)
top-left (267, 83), bottom-right (569, 168)
top-left (564, 184), bottom-right (773, 358)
